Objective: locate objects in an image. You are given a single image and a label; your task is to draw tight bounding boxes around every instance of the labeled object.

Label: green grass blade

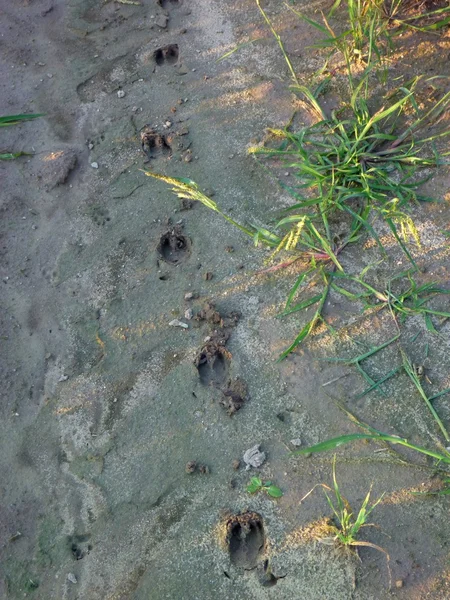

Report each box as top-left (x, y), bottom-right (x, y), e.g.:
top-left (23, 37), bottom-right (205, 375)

top-left (0, 113), bottom-right (44, 126)
top-left (0, 151), bottom-right (31, 160)
top-left (278, 293), bottom-right (323, 317)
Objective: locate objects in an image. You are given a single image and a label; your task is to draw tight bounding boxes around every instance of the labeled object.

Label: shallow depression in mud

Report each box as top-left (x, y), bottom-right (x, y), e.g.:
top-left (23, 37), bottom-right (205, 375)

top-left (156, 227), bottom-right (191, 264)
top-left (153, 44), bottom-right (179, 66)
top-left (226, 512), bottom-right (265, 570)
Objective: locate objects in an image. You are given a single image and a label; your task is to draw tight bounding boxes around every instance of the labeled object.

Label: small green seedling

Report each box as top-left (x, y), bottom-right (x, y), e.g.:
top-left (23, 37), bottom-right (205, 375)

top-left (300, 456), bottom-right (390, 585)
top-left (247, 477), bottom-right (283, 498)
top-left (1, 113), bottom-right (43, 160)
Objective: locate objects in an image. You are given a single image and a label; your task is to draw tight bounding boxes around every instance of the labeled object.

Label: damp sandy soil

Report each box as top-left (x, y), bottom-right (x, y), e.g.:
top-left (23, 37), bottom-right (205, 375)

top-left (1, 0), bottom-right (450, 598)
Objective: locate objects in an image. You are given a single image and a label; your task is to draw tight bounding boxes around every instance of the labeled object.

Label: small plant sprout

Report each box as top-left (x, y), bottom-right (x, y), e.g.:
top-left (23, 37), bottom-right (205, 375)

top-left (247, 477), bottom-right (283, 498)
top-left (1, 113), bottom-right (43, 160)
top-left (300, 456), bottom-right (390, 584)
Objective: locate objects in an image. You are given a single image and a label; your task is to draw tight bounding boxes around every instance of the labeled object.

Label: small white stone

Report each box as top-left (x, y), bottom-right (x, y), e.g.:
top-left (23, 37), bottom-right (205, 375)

top-left (184, 308), bottom-right (193, 320)
top-left (91, 162), bottom-right (99, 169)
top-left (67, 573), bottom-right (77, 584)
top-left (290, 438), bottom-right (302, 447)
top-left (117, 90), bottom-right (125, 98)
top-left (169, 319), bottom-right (188, 329)
top-left (203, 336), bottom-right (211, 343)
top-left (88, 142), bottom-right (94, 150)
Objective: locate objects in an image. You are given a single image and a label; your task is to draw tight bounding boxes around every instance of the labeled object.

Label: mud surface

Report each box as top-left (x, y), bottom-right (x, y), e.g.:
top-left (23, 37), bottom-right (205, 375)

top-left (1, 0), bottom-right (450, 598)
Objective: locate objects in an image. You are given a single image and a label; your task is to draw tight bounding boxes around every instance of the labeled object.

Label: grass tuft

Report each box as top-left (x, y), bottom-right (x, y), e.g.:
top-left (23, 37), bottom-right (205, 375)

top-left (300, 455), bottom-right (390, 586)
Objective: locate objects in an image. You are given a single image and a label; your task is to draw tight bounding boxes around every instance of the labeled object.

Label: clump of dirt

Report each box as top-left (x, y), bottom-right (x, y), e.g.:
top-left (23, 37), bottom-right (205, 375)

top-left (185, 460), bottom-right (210, 474)
top-left (156, 225), bottom-right (191, 264)
top-left (36, 148), bottom-right (78, 189)
top-left (219, 377), bottom-right (248, 416)
top-left (196, 301), bottom-right (240, 329)
top-left (221, 511), bottom-right (265, 570)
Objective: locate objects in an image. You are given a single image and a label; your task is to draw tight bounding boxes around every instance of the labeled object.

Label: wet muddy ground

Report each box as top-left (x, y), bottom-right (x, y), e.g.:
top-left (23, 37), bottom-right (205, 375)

top-left (1, 0), bottom-right (450, 598)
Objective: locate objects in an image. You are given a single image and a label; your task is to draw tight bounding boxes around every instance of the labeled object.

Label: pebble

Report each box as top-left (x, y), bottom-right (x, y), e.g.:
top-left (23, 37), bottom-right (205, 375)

top-left (395, 580), bottom-right (404, 589)
top-left (91, 162), bottom-right (99, 169)
top-left (58, 375), bottom-right (69, 382)
top-left (184, 153), bottom-right (192, 163)
top-left (88, 142), bottom-right (94, 150)
top-left (290, 438), bottom-right (302, 447)
top-left (184, 292), bottom-right (194, 300)
top-left (243, 444), bottom-right (266, 469)
top-left (184, 308), bottom-right (193, 320)
top-left (67, 573), bottom-right (77, 584)
top-left (155, 14), bottom-right (168, 28)
top-left (169, 319), bottom-right (188, 329)
top-left (117, 90), bottom-right (125, 98)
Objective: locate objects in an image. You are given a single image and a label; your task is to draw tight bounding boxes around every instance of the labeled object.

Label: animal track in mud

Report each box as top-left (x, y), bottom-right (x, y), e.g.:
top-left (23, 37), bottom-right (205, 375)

top-left (68, 533), bottom-right (92, 560)
top-left (195, 340), bottom-right (230, 387)
top-left (193, 303), bottom-right (247, 413)
top-left (225, 512), bottom-right (265, 570)
top-left (140, 125), bottom-right (172, 159)
top-left (88, 205), bottom-right (111, 226)
top-left (157, 0), bottom-right (181, 6)
top-left (76, 55), bottom-right (137, 103)
top-left (157, 225), bottom-right (191, 264)
top-left (153, 44), bottom-right (179, 66)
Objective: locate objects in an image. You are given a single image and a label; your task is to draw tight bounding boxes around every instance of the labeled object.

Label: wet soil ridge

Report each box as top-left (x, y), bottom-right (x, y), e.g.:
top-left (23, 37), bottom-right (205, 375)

top-left (156, 225), bottom-right (191, 264)
top-left (225, 511), bottom-right (265, 570)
